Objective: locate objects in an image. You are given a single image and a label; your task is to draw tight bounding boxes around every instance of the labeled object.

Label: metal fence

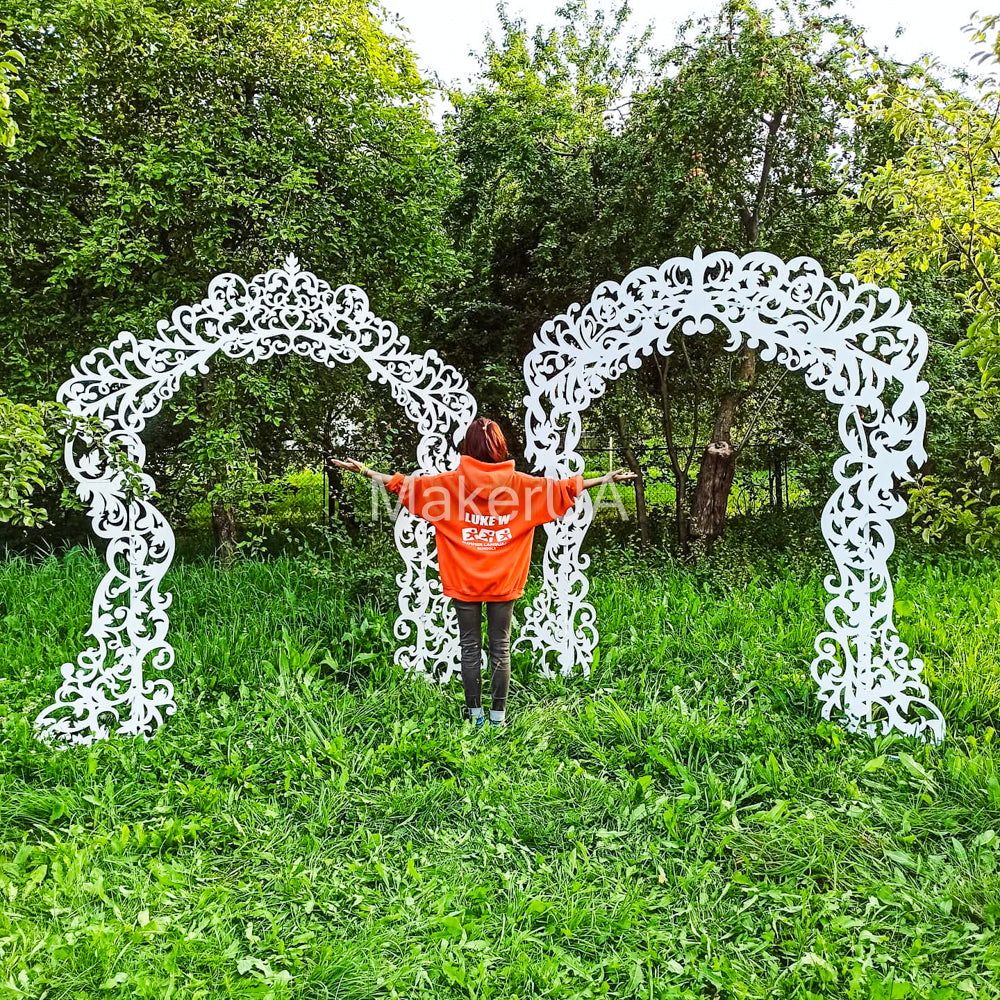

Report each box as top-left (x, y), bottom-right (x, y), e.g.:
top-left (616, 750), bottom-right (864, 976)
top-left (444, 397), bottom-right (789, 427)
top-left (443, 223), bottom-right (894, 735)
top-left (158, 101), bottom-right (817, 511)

top-left (321, 441), bottom-right (803, 532)
top-left (577, 442), bottom-right (797, 519)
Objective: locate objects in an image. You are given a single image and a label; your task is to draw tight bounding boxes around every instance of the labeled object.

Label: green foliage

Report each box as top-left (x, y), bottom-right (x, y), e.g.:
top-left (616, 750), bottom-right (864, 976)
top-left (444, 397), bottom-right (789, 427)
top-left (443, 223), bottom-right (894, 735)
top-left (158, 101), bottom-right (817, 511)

top-left (906, 334), bottom-right (1000, 548)
top-left (0, 0), bottom-right (459, 537)
top-left (187, 468), bottom-right (324, 531)
top-left (0, 35), bottom-right (26, 148)
top-left (1, 544), bottom-right (999, 996)
top-left (0, 398), bottom-right (51, 526)
top-left (0, 397), bottom-right (143, 527)
top-left (846, 18), bottom-right (1000, 546)
top-left (848, 19), bottom-right (1000, 381)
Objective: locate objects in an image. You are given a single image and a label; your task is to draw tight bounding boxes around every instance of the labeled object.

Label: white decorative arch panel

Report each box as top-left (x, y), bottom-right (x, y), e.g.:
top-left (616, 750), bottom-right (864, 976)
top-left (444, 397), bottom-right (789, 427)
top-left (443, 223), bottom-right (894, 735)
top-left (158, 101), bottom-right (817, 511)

top-left (517, 250), bottom-right (944, 742)
top-left (34, 249), bottom-right (945, 746)
top-left (34, 256), bottom-right (476, 745)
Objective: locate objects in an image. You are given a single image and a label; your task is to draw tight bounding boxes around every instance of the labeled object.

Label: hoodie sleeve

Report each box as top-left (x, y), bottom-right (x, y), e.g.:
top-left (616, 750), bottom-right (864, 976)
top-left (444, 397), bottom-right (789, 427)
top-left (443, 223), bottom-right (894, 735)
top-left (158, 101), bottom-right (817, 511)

top-left (523, 474), bottom-right (585, 527)
top-left (386, 471), bottom-right (446, 520)
top-left (386, 471), bottom-right (418, 513)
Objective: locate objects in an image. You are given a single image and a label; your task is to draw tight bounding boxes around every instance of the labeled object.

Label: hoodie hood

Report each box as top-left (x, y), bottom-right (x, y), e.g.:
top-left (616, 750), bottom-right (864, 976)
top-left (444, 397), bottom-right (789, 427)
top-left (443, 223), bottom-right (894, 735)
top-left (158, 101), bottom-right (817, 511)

top-left (457, 454), bottom-right (517, 490)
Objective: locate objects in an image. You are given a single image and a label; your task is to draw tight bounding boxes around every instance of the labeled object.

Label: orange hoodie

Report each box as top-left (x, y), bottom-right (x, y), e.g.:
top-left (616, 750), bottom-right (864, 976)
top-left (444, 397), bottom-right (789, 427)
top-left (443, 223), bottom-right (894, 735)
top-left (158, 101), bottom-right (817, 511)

top-left (386, 455), bottom-right (584, 602)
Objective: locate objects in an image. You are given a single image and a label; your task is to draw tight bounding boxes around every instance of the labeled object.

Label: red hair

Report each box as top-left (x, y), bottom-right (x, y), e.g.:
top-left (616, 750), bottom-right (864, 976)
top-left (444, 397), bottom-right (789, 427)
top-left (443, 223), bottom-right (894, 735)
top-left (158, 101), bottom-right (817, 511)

top-left (464, 418), bottom-right (508, 463)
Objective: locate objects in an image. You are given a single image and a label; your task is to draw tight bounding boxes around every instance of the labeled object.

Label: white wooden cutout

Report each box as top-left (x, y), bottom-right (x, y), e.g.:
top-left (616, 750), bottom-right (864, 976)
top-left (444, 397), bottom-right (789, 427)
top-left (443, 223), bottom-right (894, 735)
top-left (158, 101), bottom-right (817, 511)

top-left (516, 250), bottom-right (945, 742)
top-left (35, 250), bottom-right (945, 745)
top-left (35, 256), bottom-right (476, 745)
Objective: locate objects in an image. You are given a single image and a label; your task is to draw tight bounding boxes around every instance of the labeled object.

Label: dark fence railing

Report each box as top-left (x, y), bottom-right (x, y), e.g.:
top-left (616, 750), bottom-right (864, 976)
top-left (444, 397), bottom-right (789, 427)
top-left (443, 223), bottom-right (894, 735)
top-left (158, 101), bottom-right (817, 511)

top-left (322, 441), bottom-right (802, 532)
top-left (576, 442), bottom-right (796, 518)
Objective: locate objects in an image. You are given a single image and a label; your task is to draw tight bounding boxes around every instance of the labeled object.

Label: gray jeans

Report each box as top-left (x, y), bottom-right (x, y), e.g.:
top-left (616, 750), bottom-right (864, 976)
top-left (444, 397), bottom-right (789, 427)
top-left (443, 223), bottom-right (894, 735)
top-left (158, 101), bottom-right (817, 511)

top-left (452, 599), bottom-right (514, 713)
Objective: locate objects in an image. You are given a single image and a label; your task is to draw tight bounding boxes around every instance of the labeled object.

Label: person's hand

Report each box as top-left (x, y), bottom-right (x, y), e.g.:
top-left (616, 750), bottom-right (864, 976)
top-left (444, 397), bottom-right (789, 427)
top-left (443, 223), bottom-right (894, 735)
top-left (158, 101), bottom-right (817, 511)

top-left (332, 458), bottom-right (369, 478)
top-left (603, 468), bottom-right (637, 484)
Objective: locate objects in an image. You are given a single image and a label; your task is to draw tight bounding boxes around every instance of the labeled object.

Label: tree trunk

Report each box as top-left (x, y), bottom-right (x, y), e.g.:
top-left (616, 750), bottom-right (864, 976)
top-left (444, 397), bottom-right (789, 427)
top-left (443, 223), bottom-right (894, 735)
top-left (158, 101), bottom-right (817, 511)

top-left (211, 500), bottom-right (238, 569)
top-left (614, 414), bottom-right (648, 546)
top-left (326, 462), bottom-right (356, 529)
top-left (651, 353), bottom-right (695, 555)
top-left (675, 477), bottom-right (691, 552)
top-left (770, 452), bottom-right (785, 512)
top-left (691, 350), bottom-right (757, 550)
top-left (689, 103), bottom-right (782, 553)
top-left (202, 374), bottom-right (239, 567)
top-left (692, 442), bottom-right (737, 545)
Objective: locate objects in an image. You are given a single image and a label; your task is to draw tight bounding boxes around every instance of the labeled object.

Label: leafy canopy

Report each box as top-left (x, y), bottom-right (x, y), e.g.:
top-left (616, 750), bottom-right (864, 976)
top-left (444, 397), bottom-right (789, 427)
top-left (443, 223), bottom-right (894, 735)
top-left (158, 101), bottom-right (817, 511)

top-left (846, 16), bottom-right (1000, 545)
top-left (0, 0), bottom-right (459, 535)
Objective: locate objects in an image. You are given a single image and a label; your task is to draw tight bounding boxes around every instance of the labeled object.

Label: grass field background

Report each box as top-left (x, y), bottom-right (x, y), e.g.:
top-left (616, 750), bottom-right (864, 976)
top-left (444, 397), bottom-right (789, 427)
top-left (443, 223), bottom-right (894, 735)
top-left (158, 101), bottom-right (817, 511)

top-left (1, 535), bottom-right (998, 999)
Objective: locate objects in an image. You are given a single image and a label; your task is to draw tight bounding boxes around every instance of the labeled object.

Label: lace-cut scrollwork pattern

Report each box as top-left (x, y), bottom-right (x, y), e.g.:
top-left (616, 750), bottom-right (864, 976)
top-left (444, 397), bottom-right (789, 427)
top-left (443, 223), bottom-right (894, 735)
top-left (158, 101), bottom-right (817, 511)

top-left (35, 255), bottom-right (476, 746)
top-left (518, 249), bottom-right (944, 742)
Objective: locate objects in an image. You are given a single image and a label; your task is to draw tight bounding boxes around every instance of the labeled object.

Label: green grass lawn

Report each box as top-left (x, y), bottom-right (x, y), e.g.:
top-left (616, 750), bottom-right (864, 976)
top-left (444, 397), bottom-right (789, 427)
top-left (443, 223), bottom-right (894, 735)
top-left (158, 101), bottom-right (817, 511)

top-left (0, 539), bottom-right (998, 999)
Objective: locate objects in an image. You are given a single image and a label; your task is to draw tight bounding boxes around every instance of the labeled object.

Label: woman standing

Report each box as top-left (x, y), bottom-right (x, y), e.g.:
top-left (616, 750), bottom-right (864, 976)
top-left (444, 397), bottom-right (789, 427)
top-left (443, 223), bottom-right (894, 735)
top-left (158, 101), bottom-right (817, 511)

top-left (334, 418), bottom-right (635, 731)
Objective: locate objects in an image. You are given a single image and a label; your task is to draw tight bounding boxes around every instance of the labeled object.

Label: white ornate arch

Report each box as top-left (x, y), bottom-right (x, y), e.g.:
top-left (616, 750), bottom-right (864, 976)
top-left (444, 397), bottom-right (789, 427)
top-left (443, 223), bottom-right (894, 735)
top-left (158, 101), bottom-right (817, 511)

top-left (34, 256), bottom-right (476, 746)
top-left (517, 249), bottom-right (945, 741)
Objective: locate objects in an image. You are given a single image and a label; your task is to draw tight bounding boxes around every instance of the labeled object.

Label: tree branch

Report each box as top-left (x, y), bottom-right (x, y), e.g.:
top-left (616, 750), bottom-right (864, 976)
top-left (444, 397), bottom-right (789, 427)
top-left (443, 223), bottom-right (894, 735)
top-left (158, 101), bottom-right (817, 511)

top-left (736, 368), bottom-right (788, 454)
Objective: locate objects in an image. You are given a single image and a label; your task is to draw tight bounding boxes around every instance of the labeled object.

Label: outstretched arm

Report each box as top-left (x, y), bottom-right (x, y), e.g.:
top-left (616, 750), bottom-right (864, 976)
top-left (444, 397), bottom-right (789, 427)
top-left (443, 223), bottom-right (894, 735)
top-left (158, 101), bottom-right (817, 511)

top-left (524, 468), bottom-right (636, 527)
top-left (582, 468), bottom-right (637, 490)
top-left (331, 458), bottom-right (393, 486)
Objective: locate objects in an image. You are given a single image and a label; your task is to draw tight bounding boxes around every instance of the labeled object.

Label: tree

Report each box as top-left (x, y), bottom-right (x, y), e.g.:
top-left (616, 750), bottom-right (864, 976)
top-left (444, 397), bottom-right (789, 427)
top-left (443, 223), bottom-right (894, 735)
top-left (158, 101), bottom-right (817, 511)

top-left (446, 0), bottom-right (897, 552)
top-left (0, 0), bottom-right (459, 555)
top-left (614, 0), bottom-right (894, 550)
top-left (846, 15), bottom-right (1000, 546)
top-left (440, 0), bottom-right (650, 433)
